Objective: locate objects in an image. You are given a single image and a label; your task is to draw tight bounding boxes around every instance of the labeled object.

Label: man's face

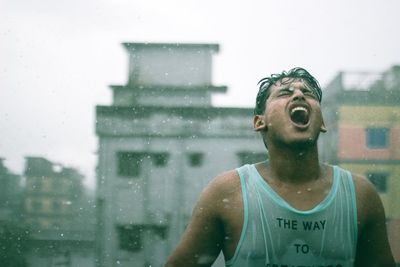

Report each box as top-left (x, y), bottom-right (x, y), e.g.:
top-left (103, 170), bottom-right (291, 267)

top-left (254, 77), bottom-right (326, 149)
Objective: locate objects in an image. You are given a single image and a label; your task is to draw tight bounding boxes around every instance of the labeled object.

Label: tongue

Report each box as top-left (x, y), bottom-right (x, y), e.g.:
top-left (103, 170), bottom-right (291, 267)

top-left (291, 110), bottom-right (309, 125)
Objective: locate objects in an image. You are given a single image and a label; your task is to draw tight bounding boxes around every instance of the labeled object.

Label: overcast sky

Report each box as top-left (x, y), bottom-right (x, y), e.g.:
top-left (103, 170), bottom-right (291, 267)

top-left (1, 0), bottom-right (400, 189)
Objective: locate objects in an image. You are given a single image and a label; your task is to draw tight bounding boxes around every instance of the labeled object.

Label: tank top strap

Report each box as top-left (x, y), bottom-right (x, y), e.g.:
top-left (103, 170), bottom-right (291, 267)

top-left (225, 165), bottom-right (251, 266)
top-left (333, 165), bottom-right (358, 247)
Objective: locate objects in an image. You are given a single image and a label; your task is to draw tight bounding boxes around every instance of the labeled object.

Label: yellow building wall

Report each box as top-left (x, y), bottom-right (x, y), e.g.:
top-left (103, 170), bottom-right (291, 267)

top-left (25, 176), bottom-right (53, 192)
top-left (52, 178), bottom-right (72, 193)
top-left (339, 106), bottom-right (400, 126)
top-left (26, 176), bottom-right (74, 193)
top-left (24, 173), bottom-right (79, 230)
top-left (24, 198), bottom-right (33, 212)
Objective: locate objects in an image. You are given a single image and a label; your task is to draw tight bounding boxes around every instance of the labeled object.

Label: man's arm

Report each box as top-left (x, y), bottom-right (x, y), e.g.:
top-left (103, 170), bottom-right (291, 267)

top-left (164, 175), bottom-right (228, 267)
top-left (354, 175), bottom-right (395, 267)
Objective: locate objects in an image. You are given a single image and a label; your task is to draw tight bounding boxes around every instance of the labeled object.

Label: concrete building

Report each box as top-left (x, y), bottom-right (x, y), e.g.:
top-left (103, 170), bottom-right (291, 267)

top-left (95, 42), bottom-right (266, 267)
top-left (0, 158), bottom-right (27, 266)
top-left (23, 157), bottom-right (85, 230)
top-left (23, 156), bottom-right (95, 267)
top-left (320, 65), bottom-right (400, 263)
top-left (0, 158), bottom-right (22, 223)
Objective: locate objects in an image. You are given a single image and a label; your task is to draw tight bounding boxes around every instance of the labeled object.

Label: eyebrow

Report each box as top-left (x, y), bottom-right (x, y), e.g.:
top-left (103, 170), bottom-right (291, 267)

top-left (280, 83), bottom-right (314, 91)
top-left (273, 85), bottom-right (316, 98)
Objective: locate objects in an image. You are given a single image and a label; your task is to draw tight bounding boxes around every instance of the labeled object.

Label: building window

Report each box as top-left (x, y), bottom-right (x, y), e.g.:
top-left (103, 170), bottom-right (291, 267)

top-left (31, 199), bottom-right (42, 211)
top-left (117, 152), bottom-right (143, 177)
top-left (366, 128), bottom-right (389, 148)
top-left (188, 153), bottom-right (203, 167)
top-left (367, 172), bottom-right (388, 193)
top-left (237, 151), bottom-right (268, 166)
top-left (52, 179), bottom-right (63, 191)
top-left (30, 179), bottom-right (42, 191)
top-left (52, 200), bottom-right (62, 212)
top-left (116, 225), bottom-right (143, 252)
top-left (152, 225), bottom-right (168, 240)
top-left (153, 153), bottom-right (169, 167)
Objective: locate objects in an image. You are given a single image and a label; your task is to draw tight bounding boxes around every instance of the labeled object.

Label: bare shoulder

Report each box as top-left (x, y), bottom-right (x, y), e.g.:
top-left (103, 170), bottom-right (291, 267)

top-left (351, 172), bottom-right (375, 191)
top-left (198, 169), bottom-right (242, 214)
top-left (351, 173), bottom-right (377, 200)
top-left (351, 173), bottom-right (382, 213)
top-left (207, 169), bottom-right (241, 195)
top-left (351, 174), bottom-right (383, 217)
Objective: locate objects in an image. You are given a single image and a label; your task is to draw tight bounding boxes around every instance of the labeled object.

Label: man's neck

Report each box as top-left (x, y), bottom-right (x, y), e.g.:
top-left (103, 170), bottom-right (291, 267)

top-left (266, 143), bottom-right (322, 184)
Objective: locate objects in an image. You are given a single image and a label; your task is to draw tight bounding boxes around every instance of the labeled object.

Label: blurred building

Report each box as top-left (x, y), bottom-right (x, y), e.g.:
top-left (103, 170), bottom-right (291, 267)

top-left (320, 65), bottom-right (400, 262)
top-left (95, 42), bottom-right (266, 267)
top-left (23, 156), bottom-right (95, 267)
top-left (0, 158), bottom-right (23, 223)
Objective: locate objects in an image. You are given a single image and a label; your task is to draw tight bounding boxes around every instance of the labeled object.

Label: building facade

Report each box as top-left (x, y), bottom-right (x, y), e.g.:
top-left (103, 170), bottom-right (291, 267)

top-left (95, 43), bottom-right (266, 267)
top-left (0, 158), bottom-right (22, 223)
top-left (320, 65), bottom-right (400, 262)
top-left (23, 157), bottom-right (85, 229)
top-left (23, 156), bottom-right (95, 267)
top-left (0, 158), bottom-right (27, 266)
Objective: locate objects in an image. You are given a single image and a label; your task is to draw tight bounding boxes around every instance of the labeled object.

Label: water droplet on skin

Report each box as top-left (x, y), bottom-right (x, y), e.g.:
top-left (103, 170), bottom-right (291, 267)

top-left (197, 254), bottom-right (214, 264)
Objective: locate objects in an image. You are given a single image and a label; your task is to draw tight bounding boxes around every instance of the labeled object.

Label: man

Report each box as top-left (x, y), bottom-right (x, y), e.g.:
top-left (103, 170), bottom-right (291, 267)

top-left (165, 67), bottom-right (395, 267)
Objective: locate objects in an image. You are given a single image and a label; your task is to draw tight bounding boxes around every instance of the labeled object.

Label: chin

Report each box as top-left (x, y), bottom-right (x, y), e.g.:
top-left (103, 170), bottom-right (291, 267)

top-left (278, 135), bottom-right (319, 150)
top-left (291, 140), bottom-right (317, 150)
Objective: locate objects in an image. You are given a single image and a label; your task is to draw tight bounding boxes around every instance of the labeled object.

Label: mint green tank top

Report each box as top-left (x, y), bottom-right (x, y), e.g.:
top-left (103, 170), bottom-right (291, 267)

top-left (225, 164), bottom-right (358, 267)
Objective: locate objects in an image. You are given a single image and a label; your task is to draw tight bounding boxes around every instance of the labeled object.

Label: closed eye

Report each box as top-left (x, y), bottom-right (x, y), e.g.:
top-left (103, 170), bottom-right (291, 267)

top-left (302, 89), bottom-right (317, 99)
top-left (278, 89), bottom-right (292, 96)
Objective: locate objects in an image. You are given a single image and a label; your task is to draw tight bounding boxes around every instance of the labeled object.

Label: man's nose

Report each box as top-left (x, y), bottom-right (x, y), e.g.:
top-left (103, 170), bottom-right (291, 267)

top-left (292, 88), bottom-right (305, 100)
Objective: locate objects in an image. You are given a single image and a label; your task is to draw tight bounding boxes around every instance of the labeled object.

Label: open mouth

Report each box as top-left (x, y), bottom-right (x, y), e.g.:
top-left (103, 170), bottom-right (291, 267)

top-left (290, 106), bottom-right (310, 126)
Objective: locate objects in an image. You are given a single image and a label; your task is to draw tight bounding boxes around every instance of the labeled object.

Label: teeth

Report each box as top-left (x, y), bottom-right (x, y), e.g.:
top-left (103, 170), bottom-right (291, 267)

top-left (291, 107), bottom-right (308, 115)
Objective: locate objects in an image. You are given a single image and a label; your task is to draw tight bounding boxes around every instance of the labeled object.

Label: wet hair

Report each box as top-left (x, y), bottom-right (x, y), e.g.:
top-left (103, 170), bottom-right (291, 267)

top-left (254, 67), bottom-right (322, 115)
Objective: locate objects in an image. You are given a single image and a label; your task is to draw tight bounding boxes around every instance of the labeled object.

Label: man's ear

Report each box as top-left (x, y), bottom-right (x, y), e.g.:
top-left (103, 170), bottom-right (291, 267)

top-left (320, 118), bottom-right (327, 133)
top-left (254, 115), bottom-right (267, 131)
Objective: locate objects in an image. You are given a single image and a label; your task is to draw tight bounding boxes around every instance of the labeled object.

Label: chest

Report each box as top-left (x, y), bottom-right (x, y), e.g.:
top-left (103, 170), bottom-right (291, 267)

top-left (268, 184), bottom-right (331, 211)
top-left (224, 192), bottom-right (357, 266)
top-left (221, 176), bottom-right (359, 262)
